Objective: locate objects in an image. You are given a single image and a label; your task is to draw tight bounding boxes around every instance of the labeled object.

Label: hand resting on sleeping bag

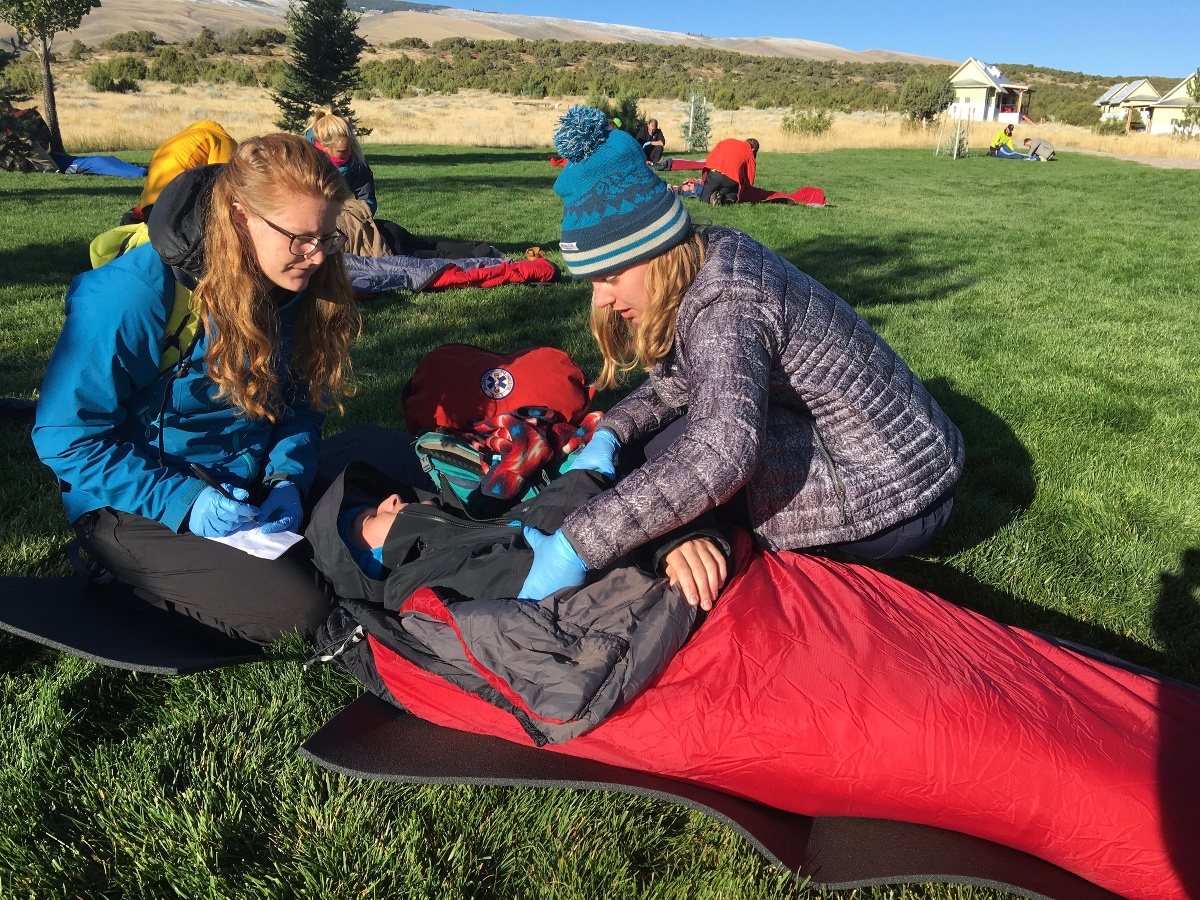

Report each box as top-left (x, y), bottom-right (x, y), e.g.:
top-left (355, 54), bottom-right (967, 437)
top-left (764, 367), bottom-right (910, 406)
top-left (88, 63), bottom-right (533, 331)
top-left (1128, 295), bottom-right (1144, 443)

top-left (662, 537), bottom-right (727, 610)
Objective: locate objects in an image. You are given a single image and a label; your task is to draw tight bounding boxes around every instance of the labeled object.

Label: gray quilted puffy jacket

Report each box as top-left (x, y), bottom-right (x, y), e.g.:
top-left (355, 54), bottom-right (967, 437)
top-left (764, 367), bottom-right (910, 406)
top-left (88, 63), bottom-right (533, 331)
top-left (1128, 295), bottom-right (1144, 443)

top-left (563, 227), bottom-right (964, 570)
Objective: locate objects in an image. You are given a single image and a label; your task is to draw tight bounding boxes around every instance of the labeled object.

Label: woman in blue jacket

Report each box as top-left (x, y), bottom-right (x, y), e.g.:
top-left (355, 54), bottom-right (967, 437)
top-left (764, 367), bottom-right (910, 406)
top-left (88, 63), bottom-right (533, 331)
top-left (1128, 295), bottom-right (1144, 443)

top-left (33, 134), bottom-right (358, 644)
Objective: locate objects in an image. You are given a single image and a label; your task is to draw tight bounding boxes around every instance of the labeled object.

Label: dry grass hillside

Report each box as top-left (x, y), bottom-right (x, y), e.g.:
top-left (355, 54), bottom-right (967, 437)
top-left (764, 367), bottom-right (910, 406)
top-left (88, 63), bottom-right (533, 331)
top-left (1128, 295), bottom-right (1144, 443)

top-left (5, 1), bottom-right (1196, 162)
top-left (43, 76), bottom-right (1200, 162)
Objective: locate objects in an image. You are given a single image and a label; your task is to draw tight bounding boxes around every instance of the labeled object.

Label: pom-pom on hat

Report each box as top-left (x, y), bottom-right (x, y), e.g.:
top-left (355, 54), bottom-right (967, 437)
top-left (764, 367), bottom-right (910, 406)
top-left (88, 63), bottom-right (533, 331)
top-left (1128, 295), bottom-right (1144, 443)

top-left (553, 106), bottom-right (691, 279)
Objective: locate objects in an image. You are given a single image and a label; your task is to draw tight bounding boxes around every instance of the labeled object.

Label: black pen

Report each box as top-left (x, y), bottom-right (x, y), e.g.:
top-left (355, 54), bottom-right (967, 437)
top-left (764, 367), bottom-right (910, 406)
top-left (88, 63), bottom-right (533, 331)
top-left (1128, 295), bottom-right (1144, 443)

top-left (190, 463), bottom-right (241, 503)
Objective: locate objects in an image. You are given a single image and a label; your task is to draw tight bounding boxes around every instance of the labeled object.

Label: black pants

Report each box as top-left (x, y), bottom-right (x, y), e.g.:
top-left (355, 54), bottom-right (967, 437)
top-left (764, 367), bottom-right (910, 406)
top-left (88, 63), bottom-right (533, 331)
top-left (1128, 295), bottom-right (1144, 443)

top-left (643, 144), bottom-right (664, 163)
top-left (75, 508), bottom-right (331, 644)
top-left (699, 170), bottom-right (739, 204)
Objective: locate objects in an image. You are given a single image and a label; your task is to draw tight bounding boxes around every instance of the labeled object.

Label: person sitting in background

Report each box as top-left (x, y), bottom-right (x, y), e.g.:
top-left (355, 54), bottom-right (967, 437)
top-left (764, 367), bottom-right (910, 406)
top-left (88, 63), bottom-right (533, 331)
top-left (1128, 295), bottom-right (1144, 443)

top-left (635, 118), bottom-right (666, 163)
top-left (306, 106), bottom-right (377, 214)
top-left (1023, 136), bottom-right (1056, 161)
top-left (127, 120), bottom-right (236, 222)
top-left (699, 137), bottom-right (759, 206)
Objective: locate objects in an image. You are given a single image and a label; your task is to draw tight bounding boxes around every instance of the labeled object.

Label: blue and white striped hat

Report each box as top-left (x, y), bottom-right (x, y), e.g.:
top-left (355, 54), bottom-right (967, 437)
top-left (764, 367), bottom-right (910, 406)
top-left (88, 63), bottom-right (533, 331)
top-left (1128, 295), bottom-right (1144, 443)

top-left (553, 106), bottom-right (691, 279)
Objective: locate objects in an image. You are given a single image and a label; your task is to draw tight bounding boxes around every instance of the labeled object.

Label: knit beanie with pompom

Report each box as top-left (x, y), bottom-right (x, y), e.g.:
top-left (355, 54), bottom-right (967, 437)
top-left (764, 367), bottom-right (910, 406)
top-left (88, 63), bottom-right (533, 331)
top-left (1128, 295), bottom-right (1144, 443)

top-left (553, 105), bottom-right (691, 278)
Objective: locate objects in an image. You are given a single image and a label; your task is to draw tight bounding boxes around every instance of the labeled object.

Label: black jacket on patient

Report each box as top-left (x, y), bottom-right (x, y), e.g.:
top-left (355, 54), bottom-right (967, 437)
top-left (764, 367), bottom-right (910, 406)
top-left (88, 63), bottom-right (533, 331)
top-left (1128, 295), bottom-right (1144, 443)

top-left (304, 461), bottom-right (730, 744)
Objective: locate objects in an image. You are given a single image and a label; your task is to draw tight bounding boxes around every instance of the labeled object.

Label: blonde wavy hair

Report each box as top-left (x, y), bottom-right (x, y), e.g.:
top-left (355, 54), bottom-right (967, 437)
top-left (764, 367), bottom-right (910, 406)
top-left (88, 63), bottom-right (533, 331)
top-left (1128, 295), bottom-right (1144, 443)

top-left (306, 106), bottom-right (366, 165)
top-left (591, 229), bottom-right (706, 390)
top-left (196, 133), bottom-right (358, 422)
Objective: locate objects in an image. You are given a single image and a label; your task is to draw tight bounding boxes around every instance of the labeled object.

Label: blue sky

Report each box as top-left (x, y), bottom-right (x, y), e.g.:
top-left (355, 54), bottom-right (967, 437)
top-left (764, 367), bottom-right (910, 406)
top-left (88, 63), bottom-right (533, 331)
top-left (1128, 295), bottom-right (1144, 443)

top-left (462, 0), bottom-right (1199, 79)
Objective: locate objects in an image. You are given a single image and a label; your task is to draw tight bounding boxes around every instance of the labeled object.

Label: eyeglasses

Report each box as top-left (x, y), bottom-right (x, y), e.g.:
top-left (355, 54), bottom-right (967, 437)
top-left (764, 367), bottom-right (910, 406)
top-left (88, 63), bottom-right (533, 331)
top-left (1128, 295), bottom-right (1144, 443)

top-left (258, 215), bottom-right (348, 258)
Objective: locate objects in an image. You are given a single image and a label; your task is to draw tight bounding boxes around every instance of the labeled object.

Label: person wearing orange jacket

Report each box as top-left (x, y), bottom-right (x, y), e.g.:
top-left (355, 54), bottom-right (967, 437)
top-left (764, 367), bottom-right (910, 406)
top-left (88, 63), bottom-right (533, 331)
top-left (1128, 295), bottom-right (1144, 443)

top-left (699, 137), bottom-right (759, 206)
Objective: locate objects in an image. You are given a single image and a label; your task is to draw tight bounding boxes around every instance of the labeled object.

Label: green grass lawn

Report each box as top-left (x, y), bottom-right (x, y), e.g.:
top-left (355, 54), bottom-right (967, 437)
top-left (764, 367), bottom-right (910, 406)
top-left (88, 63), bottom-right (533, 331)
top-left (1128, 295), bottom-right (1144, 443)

top-left (1, 145), bottom-right (1198, 899)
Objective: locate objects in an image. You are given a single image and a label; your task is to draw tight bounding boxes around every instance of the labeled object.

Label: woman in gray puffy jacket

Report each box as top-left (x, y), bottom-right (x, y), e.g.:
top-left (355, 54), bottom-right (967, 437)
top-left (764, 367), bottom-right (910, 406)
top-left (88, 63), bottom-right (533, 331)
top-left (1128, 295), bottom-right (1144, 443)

top-left (516, 106), bottom-right (964, 606)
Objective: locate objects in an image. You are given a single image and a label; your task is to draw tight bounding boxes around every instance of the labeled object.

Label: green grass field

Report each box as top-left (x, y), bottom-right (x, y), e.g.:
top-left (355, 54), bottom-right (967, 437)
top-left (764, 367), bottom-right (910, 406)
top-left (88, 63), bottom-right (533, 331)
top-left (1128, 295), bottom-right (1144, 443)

top-left (1, 146), bottom-right (1198, 899)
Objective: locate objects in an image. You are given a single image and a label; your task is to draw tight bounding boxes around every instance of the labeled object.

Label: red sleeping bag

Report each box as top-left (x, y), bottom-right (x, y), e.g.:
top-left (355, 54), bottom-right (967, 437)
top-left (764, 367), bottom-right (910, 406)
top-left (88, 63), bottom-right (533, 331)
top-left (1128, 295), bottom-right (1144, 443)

top-left (371, 532), bottom-right (1200, 900)
top-left (426, 257), bottom-right (558, 290)
top-left (738, 184), bottom-right (828, 206)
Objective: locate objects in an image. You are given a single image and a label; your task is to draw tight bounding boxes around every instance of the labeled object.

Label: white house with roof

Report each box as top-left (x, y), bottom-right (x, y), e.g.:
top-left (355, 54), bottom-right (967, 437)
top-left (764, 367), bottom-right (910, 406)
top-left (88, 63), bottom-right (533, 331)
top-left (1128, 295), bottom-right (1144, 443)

top-left (946, 58), bottom-right (1032, 123)
top-left (1093, 79), bottom-right (1161, 129)
top-left (1147, 74), bottom-right (1199, 135)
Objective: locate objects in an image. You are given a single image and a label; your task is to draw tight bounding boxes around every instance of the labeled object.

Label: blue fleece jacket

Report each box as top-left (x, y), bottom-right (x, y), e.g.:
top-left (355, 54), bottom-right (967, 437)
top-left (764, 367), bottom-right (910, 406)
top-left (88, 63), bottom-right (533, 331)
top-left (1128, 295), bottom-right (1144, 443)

top-left (33, 242), bottom-right (325, 532)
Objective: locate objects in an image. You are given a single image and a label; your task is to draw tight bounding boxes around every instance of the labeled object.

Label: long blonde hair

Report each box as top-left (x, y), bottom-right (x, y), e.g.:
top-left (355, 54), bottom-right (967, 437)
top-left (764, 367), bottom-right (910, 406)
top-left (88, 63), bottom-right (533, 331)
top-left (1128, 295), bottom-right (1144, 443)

top-left (306, 106), bottom-right (366, 165)
top-left (197, 133), bottom-right (358, 422)
top-left (591, 229), bottom-right (706, 390)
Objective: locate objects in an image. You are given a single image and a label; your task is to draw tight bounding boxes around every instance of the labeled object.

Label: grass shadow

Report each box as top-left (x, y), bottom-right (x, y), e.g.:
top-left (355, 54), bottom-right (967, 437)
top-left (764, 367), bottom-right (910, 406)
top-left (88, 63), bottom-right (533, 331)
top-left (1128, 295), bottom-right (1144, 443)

top-left (1155, 548), bottom-right (1200, 896)
top-left (923, 377), bottom-right (1035, 556)
top-left (0, 242), bottom-right (93, 288)
top-left (773, 233), bottom-right (978, 308)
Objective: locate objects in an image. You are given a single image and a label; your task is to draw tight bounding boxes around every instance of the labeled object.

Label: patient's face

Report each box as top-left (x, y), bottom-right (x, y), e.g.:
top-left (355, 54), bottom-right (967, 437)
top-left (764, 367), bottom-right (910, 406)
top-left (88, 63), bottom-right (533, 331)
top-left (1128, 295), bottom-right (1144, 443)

top-left (352, 494), bottom-right (407, 550)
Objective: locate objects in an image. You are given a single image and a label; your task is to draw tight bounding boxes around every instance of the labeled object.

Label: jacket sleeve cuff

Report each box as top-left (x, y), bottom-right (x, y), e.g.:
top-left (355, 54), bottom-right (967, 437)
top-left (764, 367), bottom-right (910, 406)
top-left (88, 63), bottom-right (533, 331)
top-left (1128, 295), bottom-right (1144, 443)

top-left (647, 512), bottom-right (734, 576)
top-left (164, 479), bottom-right (208, 534)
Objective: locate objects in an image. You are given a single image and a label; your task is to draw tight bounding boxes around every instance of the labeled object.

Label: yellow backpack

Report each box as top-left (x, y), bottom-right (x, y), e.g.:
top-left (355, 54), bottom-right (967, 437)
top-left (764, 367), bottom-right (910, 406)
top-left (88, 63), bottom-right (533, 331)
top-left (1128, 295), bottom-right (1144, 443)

top-left (89, 223), bottom-right (200, 372)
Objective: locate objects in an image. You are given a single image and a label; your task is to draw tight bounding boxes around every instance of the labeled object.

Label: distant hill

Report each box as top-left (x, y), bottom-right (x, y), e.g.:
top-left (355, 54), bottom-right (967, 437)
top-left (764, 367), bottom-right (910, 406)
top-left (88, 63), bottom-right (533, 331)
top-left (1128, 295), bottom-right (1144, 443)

top-left (0, 0), bottom-right (953, 66)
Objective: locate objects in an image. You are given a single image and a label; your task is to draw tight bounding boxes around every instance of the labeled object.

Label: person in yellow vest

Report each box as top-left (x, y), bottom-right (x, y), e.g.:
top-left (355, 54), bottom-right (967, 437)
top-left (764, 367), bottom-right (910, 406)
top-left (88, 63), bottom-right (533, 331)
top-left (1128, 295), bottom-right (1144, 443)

top-left (127, 121), bottom-right (237, 222)
top-left (988, 124), bottom-right (1022, 157)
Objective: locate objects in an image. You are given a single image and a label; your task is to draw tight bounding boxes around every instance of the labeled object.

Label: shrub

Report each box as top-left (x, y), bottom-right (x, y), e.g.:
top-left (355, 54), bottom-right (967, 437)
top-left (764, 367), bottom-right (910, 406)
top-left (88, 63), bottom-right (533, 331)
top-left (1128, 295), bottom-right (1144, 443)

top-left (101, 30), bottom-right (160, 54)
top-left (260, 59), bottom-right (288, 92)
top-left (390, 37), bottom-right (429, 49)
top-left (149, 47), bottom-right (199, 84)
top-left (84, 60), bottom-right (141, 93)
top-left (713, 86), bottom-right (738, 109)
top-left (1094, 117), bottom-right (1127, 136)
top-left (187, 26), bottom-right (220, 58)
top-left (250, 27), bottom-right (286, 47)
top-left (67, 40), bottom-right (89, 60)
top-left (0, 58), bottom-right (40, 95)
top-left (198, 60), bottom-right (258, 86)
top-left (781, 107), bottom-right (833, 136)
top-left (109, 55), bottom-right (148, 81)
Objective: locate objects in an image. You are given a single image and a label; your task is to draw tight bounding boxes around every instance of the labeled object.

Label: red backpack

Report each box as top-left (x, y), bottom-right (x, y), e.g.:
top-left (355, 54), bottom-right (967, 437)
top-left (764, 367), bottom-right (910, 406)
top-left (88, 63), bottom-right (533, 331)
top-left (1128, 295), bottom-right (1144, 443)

top-left (402, 344), bottom-right (595, 433)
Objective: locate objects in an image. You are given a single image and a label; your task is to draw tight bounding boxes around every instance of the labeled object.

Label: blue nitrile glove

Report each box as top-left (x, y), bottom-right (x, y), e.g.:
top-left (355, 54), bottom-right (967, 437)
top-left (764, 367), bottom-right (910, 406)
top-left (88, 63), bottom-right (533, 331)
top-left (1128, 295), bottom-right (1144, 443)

top-left (258, 480), bottom-right (303, 534)
top-left (565, 429), bottom-right (621, 480)
top-left (517, 527), bottom-right (589, 600)
top-left (187, 485), bottom-right (259, 538)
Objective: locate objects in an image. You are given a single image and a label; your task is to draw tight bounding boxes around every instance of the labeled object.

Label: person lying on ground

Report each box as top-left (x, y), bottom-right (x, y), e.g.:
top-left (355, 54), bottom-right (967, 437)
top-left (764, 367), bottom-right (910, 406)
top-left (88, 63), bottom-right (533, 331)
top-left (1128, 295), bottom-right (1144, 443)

top-left (515, 105), bottom-right (963, 602)
top-left (32, 134), bottom-right (358, 645)
top-left (699, 136), bottom-right (759, 205)
top-left (1022, 136), bottom-right (1056, 161)
top-left (635, 118), bottom-right (666, 163)
top-left (308, 461), bottom-right (730, 611)
top-left (306, 106), bottom-right (377, 214)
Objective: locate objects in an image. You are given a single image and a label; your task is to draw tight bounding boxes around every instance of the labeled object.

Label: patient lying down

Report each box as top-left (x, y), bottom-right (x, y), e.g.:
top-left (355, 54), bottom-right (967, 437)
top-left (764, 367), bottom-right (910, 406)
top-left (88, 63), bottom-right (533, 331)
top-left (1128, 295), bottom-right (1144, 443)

top-left (327, 469), bottom-right (730, 610)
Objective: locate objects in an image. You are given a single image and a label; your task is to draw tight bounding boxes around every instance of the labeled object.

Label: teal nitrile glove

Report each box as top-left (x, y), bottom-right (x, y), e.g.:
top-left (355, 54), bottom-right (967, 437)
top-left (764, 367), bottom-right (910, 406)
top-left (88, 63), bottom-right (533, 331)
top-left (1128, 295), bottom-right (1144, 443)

top-left (259, 480), bottom-right (303, 534)
top-left (188, 484), bottom-right (259, 537)
top-left (566, 429), bottom-right (621, 480)
top-left (517, 527), bottom-right (589, 601)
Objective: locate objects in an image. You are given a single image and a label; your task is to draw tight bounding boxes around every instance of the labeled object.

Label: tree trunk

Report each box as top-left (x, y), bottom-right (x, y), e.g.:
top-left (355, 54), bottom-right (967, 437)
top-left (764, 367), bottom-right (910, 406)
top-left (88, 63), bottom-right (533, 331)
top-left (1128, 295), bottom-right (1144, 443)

top-left (38, 32), bottom-right (63, 154)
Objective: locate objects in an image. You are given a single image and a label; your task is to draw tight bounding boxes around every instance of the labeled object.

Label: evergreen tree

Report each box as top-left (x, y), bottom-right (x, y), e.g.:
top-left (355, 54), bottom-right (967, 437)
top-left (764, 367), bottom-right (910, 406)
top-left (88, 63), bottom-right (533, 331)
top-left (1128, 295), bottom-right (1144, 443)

top-left (0, 0), bottom-right (100, 152)
top-left (680, 92), bottom-right (710, 153)
top-left (271, 0), bottom-right (366, 133)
